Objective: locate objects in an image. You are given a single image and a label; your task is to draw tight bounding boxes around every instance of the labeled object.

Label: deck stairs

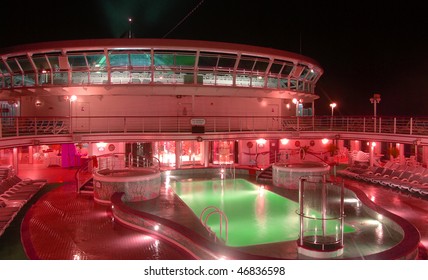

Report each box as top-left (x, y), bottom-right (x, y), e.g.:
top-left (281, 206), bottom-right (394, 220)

top-left (257, 165), bottom-right (273, 182)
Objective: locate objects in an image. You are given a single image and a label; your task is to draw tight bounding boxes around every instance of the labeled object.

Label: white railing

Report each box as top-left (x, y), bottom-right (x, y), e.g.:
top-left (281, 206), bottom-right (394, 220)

top-left (2, 115), bottom-right (428, 139)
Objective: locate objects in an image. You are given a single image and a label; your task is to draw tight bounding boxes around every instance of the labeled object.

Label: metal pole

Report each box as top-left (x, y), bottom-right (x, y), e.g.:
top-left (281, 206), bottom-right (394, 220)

top-left (298, 178), bottom-right (305, 246)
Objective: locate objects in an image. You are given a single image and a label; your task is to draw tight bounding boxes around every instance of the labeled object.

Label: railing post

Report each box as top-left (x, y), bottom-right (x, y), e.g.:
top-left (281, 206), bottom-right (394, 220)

top-left (379, 117), bottom-right (381, 133)
top-left (363, 117), bottom-right (366, 132)
top-left (394, 117), bottom-right (396, 134)
top-left (15, 118), bottom-right (19, 136)
top-left (410, 117), bottom-right (413, 135)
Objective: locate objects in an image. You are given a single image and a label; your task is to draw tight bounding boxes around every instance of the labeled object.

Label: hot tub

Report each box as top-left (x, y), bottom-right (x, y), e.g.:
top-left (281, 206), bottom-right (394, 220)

top-left (272, 161), bottom-right (330, 188)
top-left (93, 168), bottom-right (161, 205)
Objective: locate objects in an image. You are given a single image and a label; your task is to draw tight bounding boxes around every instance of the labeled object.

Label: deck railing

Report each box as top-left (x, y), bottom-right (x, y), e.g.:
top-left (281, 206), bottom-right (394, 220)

top-left (1, 115), bottom-right (428, 138)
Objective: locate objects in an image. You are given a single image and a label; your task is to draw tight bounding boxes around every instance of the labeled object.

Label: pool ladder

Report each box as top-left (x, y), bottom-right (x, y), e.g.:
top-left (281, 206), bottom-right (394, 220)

top-left (200, 206), bottom-right (229, 244)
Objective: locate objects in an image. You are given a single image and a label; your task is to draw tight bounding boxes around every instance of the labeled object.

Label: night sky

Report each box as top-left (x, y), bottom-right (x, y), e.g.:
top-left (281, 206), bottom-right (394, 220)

top-left (2, 0), bottom-right (427, 116)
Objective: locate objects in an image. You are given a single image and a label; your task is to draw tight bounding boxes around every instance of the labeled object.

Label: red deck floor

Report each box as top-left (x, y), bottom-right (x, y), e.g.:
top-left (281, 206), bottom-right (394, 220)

top-left (11, 164), bottom-right (428, 260)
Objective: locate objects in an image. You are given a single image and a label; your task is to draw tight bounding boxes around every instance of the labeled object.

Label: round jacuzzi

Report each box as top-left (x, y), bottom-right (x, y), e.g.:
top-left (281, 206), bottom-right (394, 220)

top-left (93, 168), bottom-right (161, 205)
top-left (272, 161), bottom-right (330, 188)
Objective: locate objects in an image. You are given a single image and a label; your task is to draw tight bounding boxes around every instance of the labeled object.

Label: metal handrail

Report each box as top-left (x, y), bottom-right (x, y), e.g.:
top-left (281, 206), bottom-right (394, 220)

top-left (2, 115), bottom-right (428, 143)
top-left (199, 206), bottom-right (229, 244)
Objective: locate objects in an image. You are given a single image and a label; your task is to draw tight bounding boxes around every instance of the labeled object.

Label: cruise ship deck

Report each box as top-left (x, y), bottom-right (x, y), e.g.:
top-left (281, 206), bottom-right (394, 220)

top-left (0, 163), bottom-right (426, 260)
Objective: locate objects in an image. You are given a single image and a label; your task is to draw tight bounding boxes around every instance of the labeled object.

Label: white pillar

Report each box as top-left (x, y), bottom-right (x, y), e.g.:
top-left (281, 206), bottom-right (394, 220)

top-left (204, 141), bottom-right (210, 167)
top-left (13, 147), bottom-right (18, 175)
top-left (398, 143), bottom-right (405, 165)
top-left (175, 141), bottom-right (182, 169)
top-left (28, 146), bottom-right (34, 164)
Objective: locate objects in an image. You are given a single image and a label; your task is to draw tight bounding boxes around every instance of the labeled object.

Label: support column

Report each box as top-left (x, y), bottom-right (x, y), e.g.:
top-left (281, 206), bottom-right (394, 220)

top-left (203, 141), bottom-right (210, 167)
top-left (398, 143), bottom-right (405, 165)
top-left (13, 147), bottom-right (18, 175)
top-left (175, 141), bottom-right (182, 169)
top-left (28, 146), bottom-right (34, 164)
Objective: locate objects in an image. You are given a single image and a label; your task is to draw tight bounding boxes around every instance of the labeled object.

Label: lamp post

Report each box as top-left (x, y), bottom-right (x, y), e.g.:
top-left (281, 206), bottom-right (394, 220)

top-left (330, 102), bottom-right (336, 130)
top-left (292, 98), bottom-right (302, 116)
top-left (128, 18), bottom-right (133, 38)
top-left (370, 94), bottom-right (381, 132)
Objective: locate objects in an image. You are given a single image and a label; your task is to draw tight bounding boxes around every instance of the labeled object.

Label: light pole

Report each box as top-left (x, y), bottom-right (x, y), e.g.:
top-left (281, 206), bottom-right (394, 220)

top-left (329, 102), bottom-right (336, 130)
top-left (128, 18), bottom-right (133, 38)
top-left (370, 94), bottom-right (381, 132)
top-left (292, 98), bottom-right (302, 116)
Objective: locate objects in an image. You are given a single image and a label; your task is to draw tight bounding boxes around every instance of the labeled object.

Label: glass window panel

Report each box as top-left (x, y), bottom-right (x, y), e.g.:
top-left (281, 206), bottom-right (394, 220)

top-left (86, 54), bottom-right (106, 69)
top-left (0, 61), bottom-right (9, 74)
top-left (16, 57), bottom-right (34, 72)
top-left (48, 56), bottom-right (60, 71)
top-left (281, 64), bottom-right (294, 75)
top-left (68, 55), bottom-right (87, 69)
top-left (130, 53), bottom-right (151, 67)
top-left (300, 67), bottom-right (309, 78)
top-left (6, 59), bottom-right (20, 73)
top-left (198, 56), bottom-right (218, 68)
top-left (175, 54), bottom-right (195, 67)
top-left (237, 58), bottom-right (255, 71)
top-left (217, 56), bottom-right (236, 68)
top-left (109, 53), bottom-right (130, 67)
top-left (13, 74), bottom-right (23, 86)
top-left (269, 63), bottom-right (283, 74)
top-left (154, 54), bottom-right (174, 67)
top-left (253, 60), bottom-right (269, 72)
top-left (23, 73), bottom-right (36, 86)
top-left (32, 56), bottom-right (50, 71)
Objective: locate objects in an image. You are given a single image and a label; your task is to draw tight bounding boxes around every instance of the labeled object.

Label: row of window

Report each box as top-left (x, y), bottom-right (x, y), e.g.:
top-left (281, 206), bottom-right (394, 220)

top-left (0, 70), bottom-right (314, 92)
top-left (0, 50), bottom-right (319, 90)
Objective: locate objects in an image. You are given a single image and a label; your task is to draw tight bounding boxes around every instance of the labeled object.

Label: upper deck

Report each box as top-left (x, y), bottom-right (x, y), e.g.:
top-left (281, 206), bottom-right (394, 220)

top-left (0, 39), bottom-right (322, 100)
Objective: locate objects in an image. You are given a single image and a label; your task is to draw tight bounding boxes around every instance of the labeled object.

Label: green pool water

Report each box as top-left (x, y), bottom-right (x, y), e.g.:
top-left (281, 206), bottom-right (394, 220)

top-left (172, 178), bottom-right (354, 247)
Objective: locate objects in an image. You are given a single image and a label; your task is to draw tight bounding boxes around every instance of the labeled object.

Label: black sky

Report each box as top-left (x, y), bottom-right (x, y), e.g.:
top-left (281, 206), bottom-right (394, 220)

top-left (2, 0), bottom-right (427, 116)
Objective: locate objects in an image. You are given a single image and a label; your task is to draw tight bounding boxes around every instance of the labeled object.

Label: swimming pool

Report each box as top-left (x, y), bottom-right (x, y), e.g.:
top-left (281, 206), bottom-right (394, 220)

top-left (172, 178), bottom-right (354, 247)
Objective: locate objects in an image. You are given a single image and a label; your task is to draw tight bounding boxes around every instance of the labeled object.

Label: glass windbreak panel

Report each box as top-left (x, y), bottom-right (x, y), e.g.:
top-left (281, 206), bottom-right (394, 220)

top-left (23, 73), bottom-right (36, 86)
top-left (267, 77), bottom-right (278, 88)
top-left (237, 57), bottom-right (256, 71)
top-left (53, 72), bottom-right (68, 84)
top-left (89, 71), bottom-right (108, 84)
top-left (111, 71), bottom-right (130, 83)
top-left (68, 55), bottom-right (88, 70)
top-left (269, 62), bottom-right (284, 74)
top-left (306, 70), bottom-right (316, 81)
top-left (16, 57), bottom-right (34, 72)
top-left (0, 76), bottom-right (3, 88)
top-left (109, 53), bottom-right (130, 67)
top-left (86, 54), bottom-right (106, 70)
top-left (154, 53), bottom-right (174, 67)
top-left (39, 72), bottom-right (52, 85)
top-left (32, 56), bottom-right (50, 71)
top-left (12, 74), bottom-right (23, 87)
top-left (253, 60), bottom-right (269, 72)
top-left (215, 73), bottom-right (233, 86)
top-left (281, 64), bottom-right (294, 76)
top-left (71, 72), bottom-right (88, 84)
top-left (217, 56), bottom-right (236, 69)
top-left (250, 75), bottom-right (264, 87)
top-left (175, 54), bottom-right (196, 67)
top-left (300, 67), bottom-right (309, 78)
top-left (131, 71), bottom-right (151, 83)
top-left (47, 56), bottom-right (60, 71)
top-left (130, 53), bottom-right (151, 67)
top-left (4, 76), bottom-right (12, 88)
top-left (198, 54), bottom-right (218, 68)
top-left (279, 78), bottom-right (289, 89)
top-left (6, 59), bottom-right (21, 73)
top-left (236, 75), bottom-right (250, 87)
top-left (199, 71), bottom-right (215, 85)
